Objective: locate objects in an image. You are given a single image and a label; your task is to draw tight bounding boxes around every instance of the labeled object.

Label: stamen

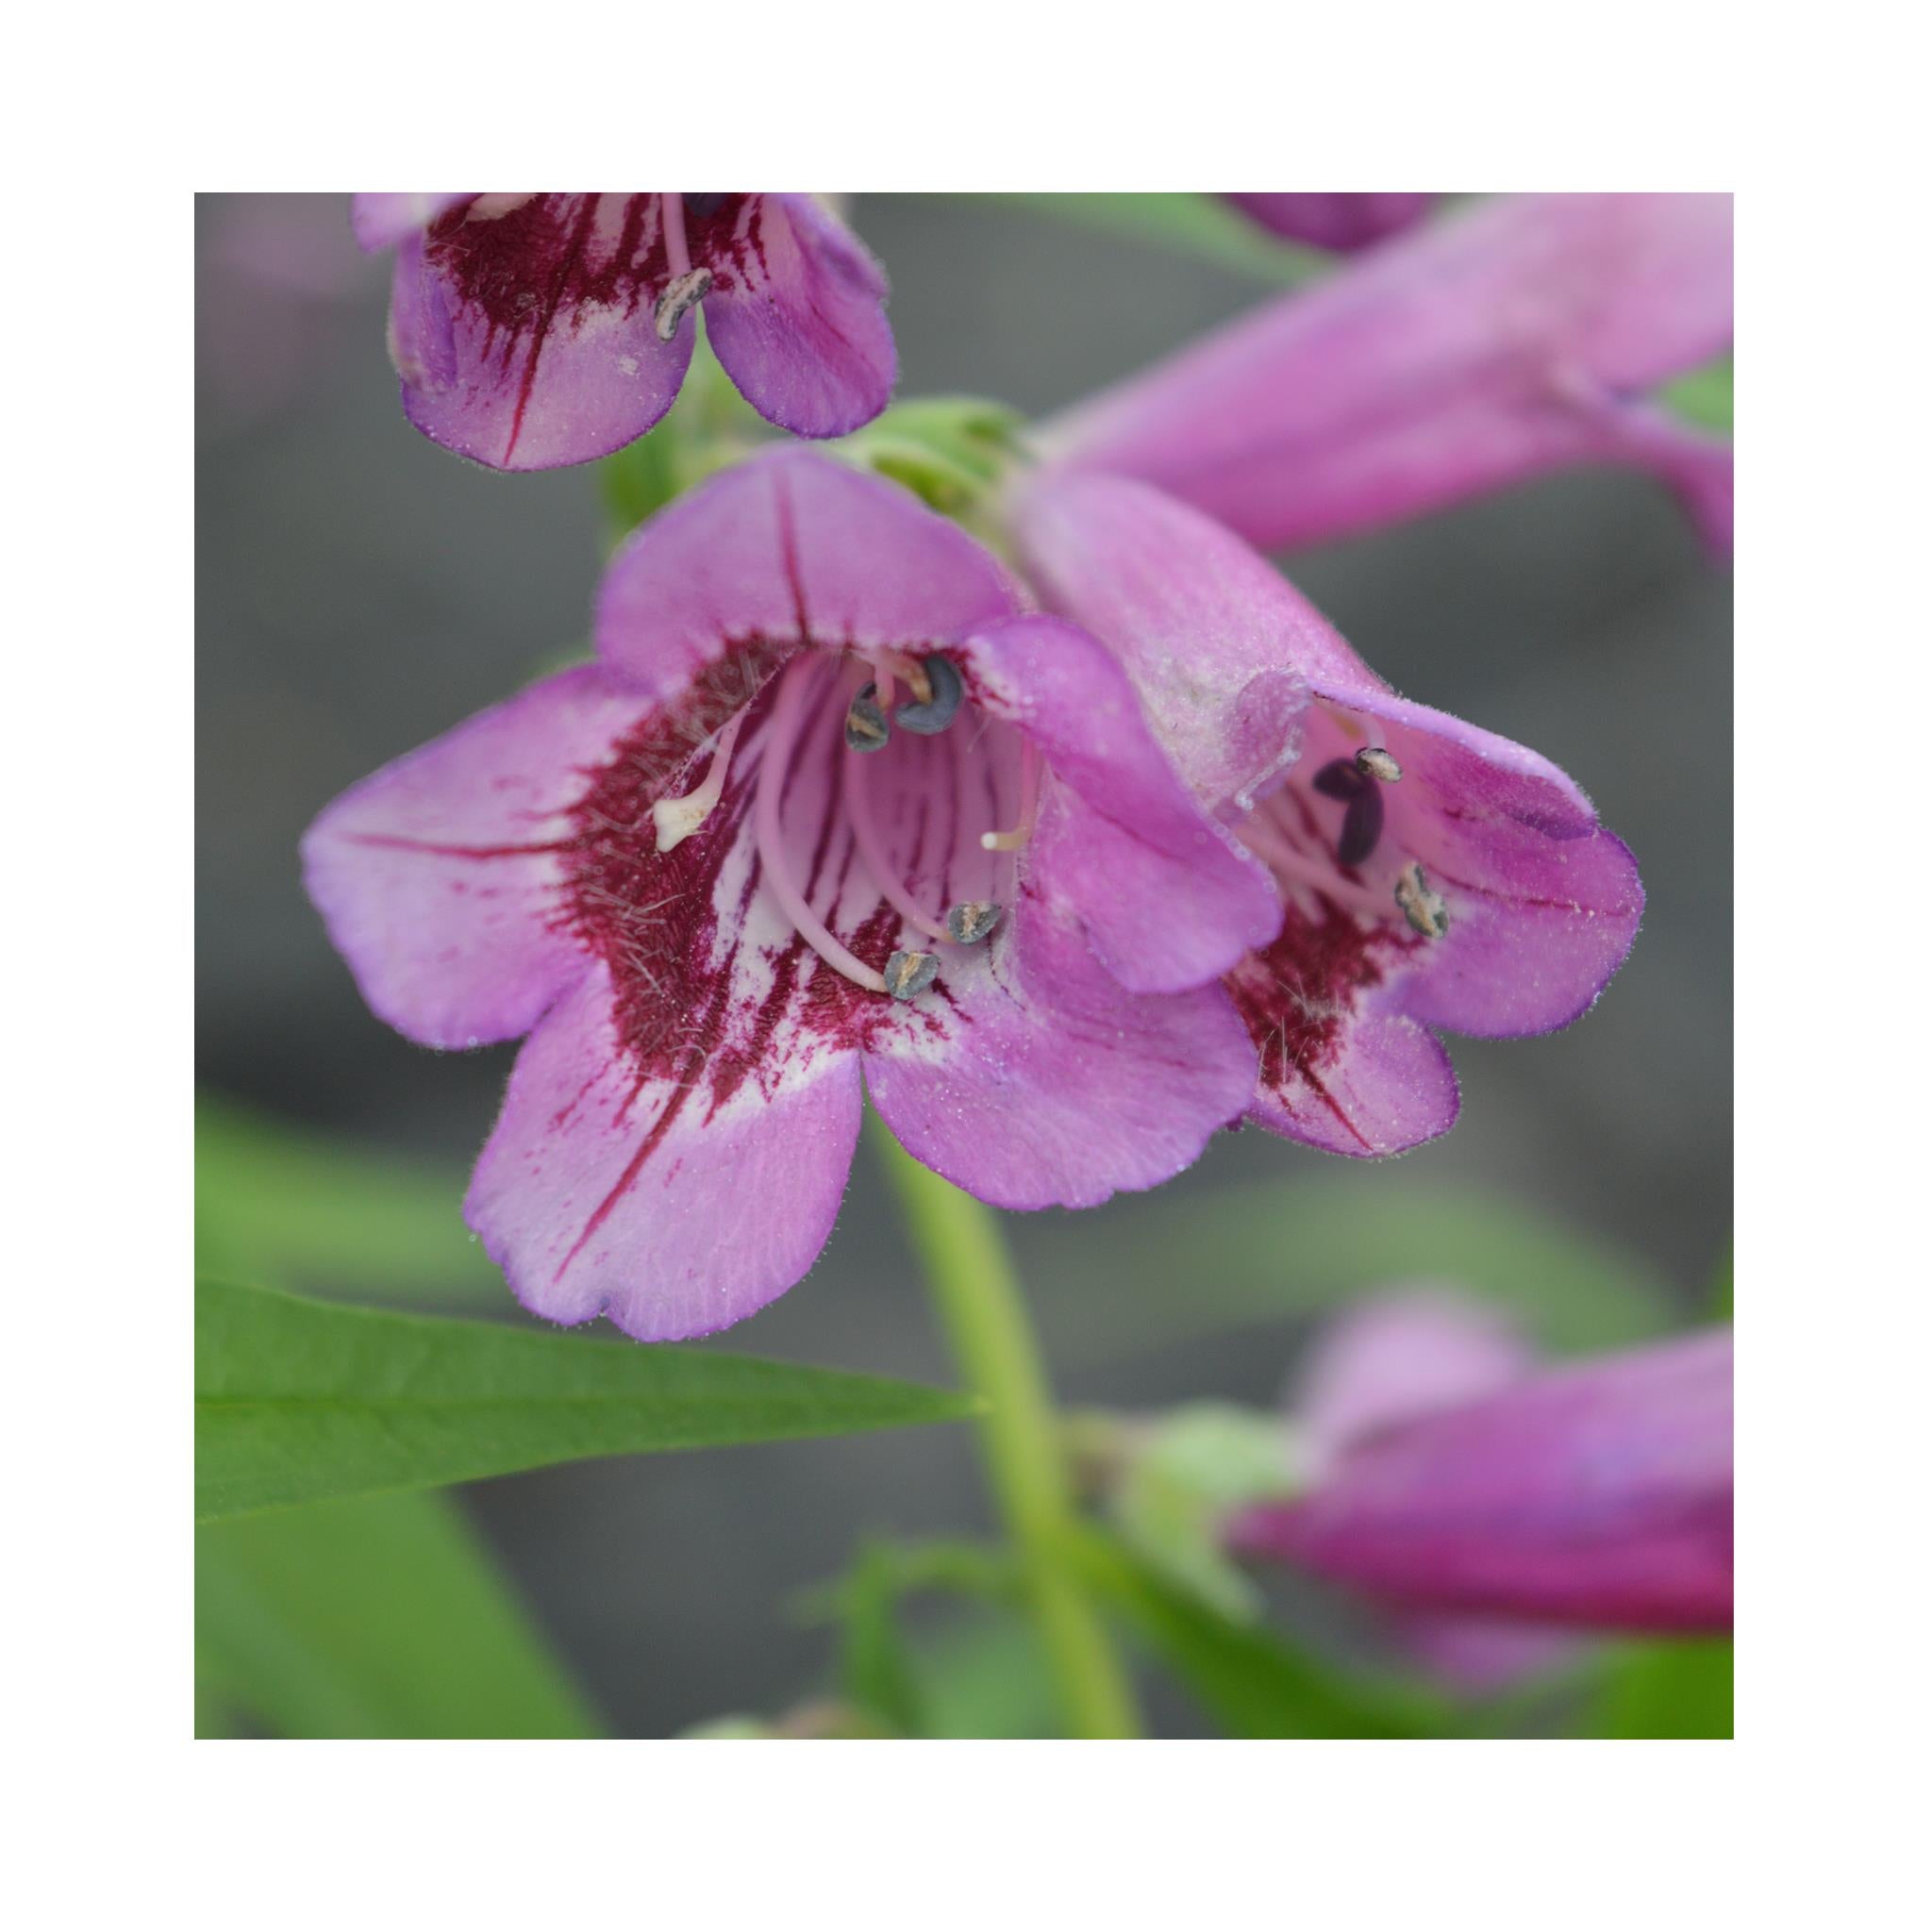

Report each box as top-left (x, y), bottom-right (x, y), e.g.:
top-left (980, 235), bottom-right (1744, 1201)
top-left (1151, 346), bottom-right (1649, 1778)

top-left (982, 741), bottom-right (1041, 852)
top-left (1239, 815), bottom-right (1389, 920)
top-left (845, 726), bottom-right (954, 945)
top-left (652, 711), bottom-right (746, 853)
top-left (756, 658), bottom-right (889, 994)
top-left (1356, 745), bottom-right (1403, 782)
top-left (843, 683), bottom-right (891, 754)
top-left (884, 950), bottom-right (941, 1001)
top-left (893, 654), bottom-right (964, 736)
top-left (654, 267), bottom-right (713, 341)
top-left (1393, 861), bottom-right (1450, 939)
top-left (946, 901), bottom-right (1004, 944)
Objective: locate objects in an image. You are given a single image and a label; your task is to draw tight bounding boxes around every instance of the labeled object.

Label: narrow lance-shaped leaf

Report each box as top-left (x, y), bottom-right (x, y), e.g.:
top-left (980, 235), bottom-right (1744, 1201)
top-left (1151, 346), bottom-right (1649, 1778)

top-left (196, 1490), bottom-right (599, 1739)
top-left (196, 1278), bottom-right (981, 1523)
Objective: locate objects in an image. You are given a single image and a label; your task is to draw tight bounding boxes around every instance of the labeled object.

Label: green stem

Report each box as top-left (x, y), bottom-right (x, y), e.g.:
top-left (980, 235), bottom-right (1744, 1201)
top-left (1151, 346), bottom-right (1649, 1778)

top-left (871, 1119), bottom-right (1141, 1740)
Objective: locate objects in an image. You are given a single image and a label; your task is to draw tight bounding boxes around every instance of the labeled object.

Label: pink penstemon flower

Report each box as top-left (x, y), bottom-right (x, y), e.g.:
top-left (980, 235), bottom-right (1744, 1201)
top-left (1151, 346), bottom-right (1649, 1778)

top-left (1044, 192), bottom-right (1734, 556)
top-left (1271, 1292), bottom-right (1584, 1689)
top-left (303, 450), bottom-right (1280, 1340)
top-left (1222, 192), bottom-right (1435, 253)
top-left (354, 193), bottom-right (896, 470)
top-left (1229, 1304), bottom-right (1734, 1635)
top-left (1011, 471), bottom-right (1644, 1156)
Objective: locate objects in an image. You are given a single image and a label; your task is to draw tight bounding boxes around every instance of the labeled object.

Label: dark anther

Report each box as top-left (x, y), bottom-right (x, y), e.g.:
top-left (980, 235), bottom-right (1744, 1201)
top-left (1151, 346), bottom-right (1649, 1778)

top-left (681, 194), bottom-right (733, 220)
top-left (1312, 756), bottom-right (1383, 867)
top-left (884, 949), bottom-right (941, 1001)
top-left (1355, 745), bottom-right (1403, 783)
top-left (1311, 758), bottom-right (1368, 802)
top-left (844, 684), bottom-right (892, 754)
top-left (893, 655), bottom-right (965, 735)
top-left (945, 901), bottom-right (1004, 945)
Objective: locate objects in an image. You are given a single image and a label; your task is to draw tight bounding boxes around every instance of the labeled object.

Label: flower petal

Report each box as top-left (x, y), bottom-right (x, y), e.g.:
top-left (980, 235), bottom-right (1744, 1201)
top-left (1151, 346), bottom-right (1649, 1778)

top-left (352, 192), bottom-right (469, 252)
top-left (465, 967), bottom-right (862, 1341)
top-left (597, 450), bottom-right (1018, 705)
top-left (1234, 1331), bottom-right (1733, 1633)
top-left (1387, 1613), bottom-right (1581, 1693)
top-left (1224, 192), bottom-right (1434, 253)
top-left (301, 666), bottom-right (646, 1050)
top-left (956, 614), bottom-right (1283, 993)
top-left (1237, 970), bottom-right (1461, 1157)
top-left (392, 194), bottom-right (691, 472)
top-left (862, 890), bottom-right (1256, 1211)
top-left (1011, 472), bottom-right (1328, 816)
top-left (699, 195), bottom-right (896, 438)
top-left (1294, 1291), bottom-right (1538, 1474)
top-left (1311, 689), bottom-right (1645, 1040)
top-left (1048, 192), bottom-right (1734, 555)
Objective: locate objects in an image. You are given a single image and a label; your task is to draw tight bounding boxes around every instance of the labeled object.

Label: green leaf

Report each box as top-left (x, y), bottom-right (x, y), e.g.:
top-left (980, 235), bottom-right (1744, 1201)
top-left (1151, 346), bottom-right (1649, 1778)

top-left (195, 1278), bottom-right (982, 1523)
top-left (195, 1092), bottom-right (500, 1310)
top-left (196, 1490), bottom-right (599, 1738)
top-left (996, 192), bottom-right (1328, 286)
top-left (838, 1543), bottom-right (927, 1737)
top-left (1072, 1531), bottom-right (1451, 1740)
top-left (1022, 1174), bottom-right (1676, 1363)
top-left (1660, 351), bottom-right (1733, 434)
top-left (1708, 1241), bottom-right (1734, 1321)
top-left (908, 1609), bottom-right (1059, 1740)
top-left (1595, 1639), bottom-right (1734, 1739)
top-left (1105, 1405), bottom-right (1293, 1621)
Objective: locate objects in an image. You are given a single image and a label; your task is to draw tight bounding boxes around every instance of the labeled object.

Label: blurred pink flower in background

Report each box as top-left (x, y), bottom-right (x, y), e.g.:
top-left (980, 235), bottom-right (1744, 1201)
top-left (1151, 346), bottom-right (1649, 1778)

top-left (1046, 192), bottom-right (1734, 557)
top-left (1230, 1303), bottom-right (1734, 1639)
top-left (1224, 192), bottom-right (1435, 253)
top-left (198, 195), bottom-right (376, 425)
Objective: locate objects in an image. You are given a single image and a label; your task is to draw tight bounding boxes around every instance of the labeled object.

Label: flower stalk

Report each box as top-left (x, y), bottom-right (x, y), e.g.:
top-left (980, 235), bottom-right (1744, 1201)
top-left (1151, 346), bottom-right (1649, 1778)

top-left (870, 1116), bottom-right (1141, 1740)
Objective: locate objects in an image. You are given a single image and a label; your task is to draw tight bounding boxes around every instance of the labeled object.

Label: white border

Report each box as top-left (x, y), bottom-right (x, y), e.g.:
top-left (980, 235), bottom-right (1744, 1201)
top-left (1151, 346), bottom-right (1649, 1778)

top-left (12, 0), bottom-right (1920, 1922)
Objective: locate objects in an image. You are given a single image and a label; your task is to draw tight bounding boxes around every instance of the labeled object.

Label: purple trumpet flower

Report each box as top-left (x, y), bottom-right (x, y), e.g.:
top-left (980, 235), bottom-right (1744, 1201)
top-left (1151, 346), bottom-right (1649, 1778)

top-left (1229, 1319), bottom-right (1735, 1634)
top-left (1223, 193), bottom-right (1434, 253)
top-left (1013, 473), bottom-right (1642, 1157)
top-left (303, 451), bottom-right (1279, 1341)
top-left (1282, 1293), bottom-right (1583, 1689)
top-left (1046, 192), bottom-right (1734, 556)
top-left (353, 193), bottom-right (896, 470)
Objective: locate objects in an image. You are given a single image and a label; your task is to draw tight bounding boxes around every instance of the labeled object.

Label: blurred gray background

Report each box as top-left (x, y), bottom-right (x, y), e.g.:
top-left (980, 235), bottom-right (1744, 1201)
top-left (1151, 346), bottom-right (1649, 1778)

top-left (196, 194), bottom-right (1731, 1735)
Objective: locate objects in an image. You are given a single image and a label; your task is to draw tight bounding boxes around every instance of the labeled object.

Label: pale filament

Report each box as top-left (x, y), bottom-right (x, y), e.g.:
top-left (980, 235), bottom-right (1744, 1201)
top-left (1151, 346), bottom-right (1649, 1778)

top-left (661, 193), bottom-right (693, 278)
top-left (652, 710), bottom-right (746, 853)
top-left (1239, 812), bottom-right (1391, 921)
top-left (845, 719), bottom-right (954, 944)
top-left (756, 658), bottom-right (889, 993)
top-left (981, 739), bottom-right (1041, 852)
top-left (870, 647), bottom-right (931, 705)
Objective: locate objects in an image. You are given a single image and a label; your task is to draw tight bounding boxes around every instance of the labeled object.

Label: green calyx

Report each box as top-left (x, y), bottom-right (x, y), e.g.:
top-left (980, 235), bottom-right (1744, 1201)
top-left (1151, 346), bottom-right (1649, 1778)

top-left (836, 395), bottom-right (1031, 522)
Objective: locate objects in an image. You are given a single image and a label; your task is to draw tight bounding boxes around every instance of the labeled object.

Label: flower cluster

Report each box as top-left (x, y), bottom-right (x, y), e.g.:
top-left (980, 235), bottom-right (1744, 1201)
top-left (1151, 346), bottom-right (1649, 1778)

top-left (312, 192), bottom-right (1729, 1346)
